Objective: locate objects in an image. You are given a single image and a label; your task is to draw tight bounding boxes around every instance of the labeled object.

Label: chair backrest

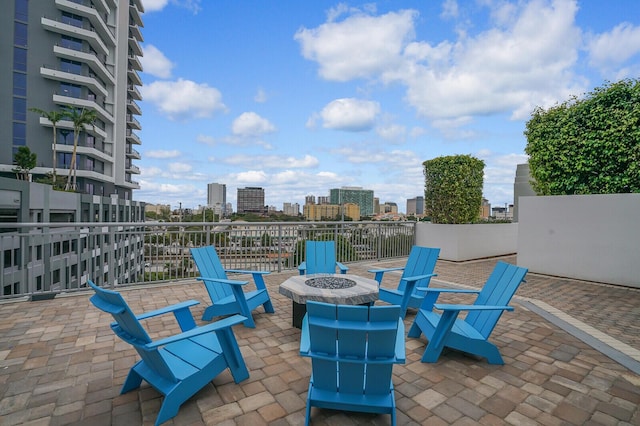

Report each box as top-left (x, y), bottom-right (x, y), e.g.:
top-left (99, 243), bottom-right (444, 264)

top-left (88, 280), bottom-right (176, 381)
top-left (306, 301), bottom-right (402, 396)
top-left (305, 240), bottom-right (338, 275)
top-left (190, 246), bottom-right (233, 302)
top-left (466, 261), bottom-right (528, 338)
top-left (397, 246), bottom-right (440, 292)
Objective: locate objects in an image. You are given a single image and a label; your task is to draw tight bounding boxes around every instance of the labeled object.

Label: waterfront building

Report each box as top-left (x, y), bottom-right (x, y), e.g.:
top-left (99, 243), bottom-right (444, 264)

top-left (1, 0), bottom-right (144, 200)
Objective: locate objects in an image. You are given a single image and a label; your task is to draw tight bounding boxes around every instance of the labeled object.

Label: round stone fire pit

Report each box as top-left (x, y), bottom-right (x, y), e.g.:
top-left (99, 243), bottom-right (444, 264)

top-left (305, 276), bottom-right (356, 289)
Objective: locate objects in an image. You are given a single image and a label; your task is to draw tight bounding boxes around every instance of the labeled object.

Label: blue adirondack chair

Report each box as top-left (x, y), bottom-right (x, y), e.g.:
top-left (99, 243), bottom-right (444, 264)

top-left (300, 301), bottom-right (405, 426)
top-left (407, 261), bottom-right (528, 364)
top-left (190, 245), bottom-right (274, 328)
top-left (368, 246), bottom-right (440, 317)
top-left (87, 280), bottom-right (249, 426)
top-left (298, 240), bottom-right (348, 275)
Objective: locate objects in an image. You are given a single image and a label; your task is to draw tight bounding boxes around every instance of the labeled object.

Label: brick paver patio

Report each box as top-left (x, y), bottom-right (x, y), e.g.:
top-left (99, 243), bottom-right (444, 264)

top-left (1, 255), bottom-right (639, 425)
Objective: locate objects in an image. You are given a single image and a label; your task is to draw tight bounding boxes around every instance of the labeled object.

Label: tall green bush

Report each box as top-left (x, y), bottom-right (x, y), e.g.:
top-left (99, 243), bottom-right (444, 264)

top-left (524, 79), bottom-right (640, 195)
top-left (423, 155), bottom-right (484, 224)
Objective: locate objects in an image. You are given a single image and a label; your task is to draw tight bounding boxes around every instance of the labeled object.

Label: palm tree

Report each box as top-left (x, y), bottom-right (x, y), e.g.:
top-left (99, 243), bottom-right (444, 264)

top-left (29, 107), bottom-right (67, 184)
top-left (64, 106), bottom-right (97, 191)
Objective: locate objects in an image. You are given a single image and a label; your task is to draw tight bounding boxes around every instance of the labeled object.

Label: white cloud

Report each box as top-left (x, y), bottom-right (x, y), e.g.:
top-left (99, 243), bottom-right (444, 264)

top-left (223, 154), bottom-right (319, 169)
top-left (587, 22), bottom-right (640, 79)
top-left (320, 98), bottom-right (380, 131)
top-left (196, 134), bottom-right (216, 146)
top-left (254, 88), bottom-right (268, 103)
top-left (376, 124), bottom-right (406, 143)
top-left (168, 162), bottom-right (192, 173)
top-left (440, 0), bottom-right (459, 20)
top-left (144, 149), bottom-right (180, 159)
top-left (141, 44), bottom-right (174, 78)
top-left (298, 1), bottom-right (587, 130)
top-left (231, 112), bottom-right (276, 137)
top-left (233, 170), bottom-right (268, 183)
top-left (141, 0), bottom-right (168, 12)
top-left (141, 79), bottom-right (227, 121)
top-left (295, 9), bottom-right (417, 81)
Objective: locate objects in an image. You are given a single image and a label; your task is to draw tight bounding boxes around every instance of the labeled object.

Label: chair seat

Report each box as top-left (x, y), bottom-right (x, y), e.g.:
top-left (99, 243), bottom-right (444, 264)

top-left (420, 310), bottom-right (485, 341)
top-left (308, 384), bottom-right (395, 413)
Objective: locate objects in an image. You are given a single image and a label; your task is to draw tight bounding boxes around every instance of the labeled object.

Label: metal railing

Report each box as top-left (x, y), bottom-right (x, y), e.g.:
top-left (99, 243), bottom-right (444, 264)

top-left (0, 221), bottom-right (416, 300)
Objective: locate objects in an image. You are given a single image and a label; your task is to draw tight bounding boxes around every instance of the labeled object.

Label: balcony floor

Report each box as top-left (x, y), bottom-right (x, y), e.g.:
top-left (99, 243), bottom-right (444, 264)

top-left (1, 255), bottom-right (639, 425)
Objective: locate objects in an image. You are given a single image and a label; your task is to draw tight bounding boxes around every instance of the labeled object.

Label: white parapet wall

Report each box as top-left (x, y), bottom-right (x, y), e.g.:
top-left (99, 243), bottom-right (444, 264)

top-left (517, 194), bottom-right (640, 288)
top-left (416, 222), bottom-right (518, 262)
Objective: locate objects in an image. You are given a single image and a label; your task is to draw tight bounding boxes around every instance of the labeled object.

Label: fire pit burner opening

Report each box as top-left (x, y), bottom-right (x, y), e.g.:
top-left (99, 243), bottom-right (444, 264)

top-left (305, 277), bottom-right (356, 289)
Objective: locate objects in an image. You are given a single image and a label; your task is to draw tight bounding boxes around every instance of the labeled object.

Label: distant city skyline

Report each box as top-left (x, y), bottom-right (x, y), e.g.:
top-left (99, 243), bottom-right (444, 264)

top-left (134, 1), bottom-right (640, 211)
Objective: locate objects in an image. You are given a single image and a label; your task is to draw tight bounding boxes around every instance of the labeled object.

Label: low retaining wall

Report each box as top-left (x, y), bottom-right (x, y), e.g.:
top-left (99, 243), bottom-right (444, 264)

top-left (517, 194), bottom-right (640, 288)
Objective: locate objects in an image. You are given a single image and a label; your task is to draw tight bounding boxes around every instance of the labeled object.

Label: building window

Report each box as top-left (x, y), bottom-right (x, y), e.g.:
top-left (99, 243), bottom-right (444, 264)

top-left (13, 122), bottom-right (26, 146)
top-left (60, 82), bottom-right (81, 98)
top-left (60, 58), bottom-right (82, 75)
top-left (60, 35), bottom-right (83, 51)
top-left (61, 12), bottom-right (83, 28)
top-left (14, 22), bottom-right (27, 47)
top-left (13, 72), bottom-right (26, 96)
top-left (13, 47), bottom-right (26, 72)
top-left (14, 0), bottom-right (28, 21)
top-left (13, 97), bottom-right (26, 121)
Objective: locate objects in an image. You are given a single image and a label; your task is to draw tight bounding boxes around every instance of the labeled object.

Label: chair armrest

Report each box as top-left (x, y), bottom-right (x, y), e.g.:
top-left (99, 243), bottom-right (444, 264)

top-left (416, 287), bottom-right (480, 293)
top-left (336, 262), bottom-right (349, 273)
top-left (226, 269), bottom-right (270, 276)
top-left (134, 300), bottom-right (200, 321)
top-left (197, 277), bottom-right (248, 286)
top-left (403, 273), bottom-right (437, 283)
top-left (394, 320), bottom-right (406, 363)
top-left (434, 303), bottom-right (514, 312)
top-left (146, 314), bottom-right (247, 349)
top-left (299, 314), bottom-right (310, 355)
top-left (367, 267), bottom-right (404, 274)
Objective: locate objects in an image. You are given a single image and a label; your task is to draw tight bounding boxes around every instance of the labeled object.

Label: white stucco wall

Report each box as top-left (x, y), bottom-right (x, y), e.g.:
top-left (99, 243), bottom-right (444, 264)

top-left (517, 194), bottom-right (640, 287)
top-left (416, 222), bottom-right (518, 261)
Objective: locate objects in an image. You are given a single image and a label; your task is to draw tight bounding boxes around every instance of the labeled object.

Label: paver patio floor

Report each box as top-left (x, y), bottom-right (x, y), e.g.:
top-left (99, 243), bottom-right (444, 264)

top-left (1, 255), bottom-right (639, 425)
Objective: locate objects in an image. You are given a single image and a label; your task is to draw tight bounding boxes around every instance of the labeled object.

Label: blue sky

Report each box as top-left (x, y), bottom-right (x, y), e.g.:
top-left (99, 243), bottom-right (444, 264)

top-left (136, 0), bottom-right (640, 213)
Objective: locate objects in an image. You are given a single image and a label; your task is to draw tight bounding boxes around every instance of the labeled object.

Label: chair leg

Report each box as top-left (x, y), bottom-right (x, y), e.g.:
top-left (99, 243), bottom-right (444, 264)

top-left (262, 299), bottom-right (275, 314)
top-left (421, 311), bottom-right (459, 363)
top-left (121, 365), bottom-right (144, 393)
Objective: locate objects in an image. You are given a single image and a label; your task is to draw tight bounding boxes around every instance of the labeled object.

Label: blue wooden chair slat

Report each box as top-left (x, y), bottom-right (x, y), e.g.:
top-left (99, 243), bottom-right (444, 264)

top-left (299, 240), bottom-right (349, 275)
top-left (88, 280), bottom-right (249, 426)
top-left (407, 261), bottom-right (528, 365)
top-left (369, 246), bottom-right (440, 317)
top-left (190, 245), bottom-right (274, 328)
top-left (300, 301), bottom-right (405, 426)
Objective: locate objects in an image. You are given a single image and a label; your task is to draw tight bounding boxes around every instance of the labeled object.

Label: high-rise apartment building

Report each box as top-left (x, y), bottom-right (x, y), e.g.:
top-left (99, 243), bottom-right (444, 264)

top-left (207, 182), bottom-right (227, 217)
top-left (1, 0), bottom-right (144, 200)
top-left (329, 187), bottom-right (374, 216)
top-left (283, 202), bottom-right (300, 216)
top-left (237, 187), bottom-right (266, 214)
top-left (304, 195), bottom-right (316, 205)
top-left (406, 196), bottom-right (424, 215)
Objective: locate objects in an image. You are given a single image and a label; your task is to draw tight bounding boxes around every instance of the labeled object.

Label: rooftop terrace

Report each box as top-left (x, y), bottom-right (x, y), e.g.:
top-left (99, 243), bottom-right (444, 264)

top-left (1, 255), bottom-right (639, 425)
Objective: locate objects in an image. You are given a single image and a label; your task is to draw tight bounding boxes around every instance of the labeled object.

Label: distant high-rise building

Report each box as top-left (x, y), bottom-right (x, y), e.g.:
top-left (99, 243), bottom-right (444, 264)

top-left (383, 202), bottom-right (398, 214)
top-left (406, 196), bottom-right (424, 215)
top-left (237, 187), bottom-right (266, 214)
top-left (283, 202), bottom-right (300, 216)
top-left (305, 195), bottom-right (316, 205)
top-left (329, 187), bottom-right (374, 216)
top-left (303, 203), bottom-right (339, 221)
top-left (317, 196), bottom-right (329, 205)
top-left (374, 197), bottom-right (380, 214)
top-left (1, 0), bottom-right (144, 200)
top-left (207, 183), bottom-right (227, 217)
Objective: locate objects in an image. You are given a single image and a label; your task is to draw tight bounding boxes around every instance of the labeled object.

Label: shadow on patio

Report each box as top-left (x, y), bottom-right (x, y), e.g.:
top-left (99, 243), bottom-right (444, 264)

top-left (1, 256), bottom-right (639, 425)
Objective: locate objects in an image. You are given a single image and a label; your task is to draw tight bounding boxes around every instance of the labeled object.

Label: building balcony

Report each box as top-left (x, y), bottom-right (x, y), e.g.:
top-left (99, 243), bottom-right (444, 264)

top-left (126, 129), bottom-right (142, 145)
top-left (53, 93), bottom-right (114, 124)
top-left (126, 114), bottom-right (141, 130)
top-left (40, 65), bottom-right (108, 98)
top-left (41, 17), bottom-right (108, 56)
top-left (126, 164), bottom-right (140, 174)
top-left (128, 54), bottom-right (142, 71)
top-left (127, 68), bottom-right (142, 86)
top-left (128, 36), bottom-right (143, 56)
top-left (126, 147), bottom-right (141, 159)
top-left (129, 1), bottom-right (144, 26)
top-left (55, 0), bottom-right (115, 47)
top-left (127, 84), bottom-right (142, 100)
top-left (53, 45), bottom-right (115, 85)
top-left (127, 99), bottom-right (142, 115)
top-left (129, 23), bottom-right (143, 41)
